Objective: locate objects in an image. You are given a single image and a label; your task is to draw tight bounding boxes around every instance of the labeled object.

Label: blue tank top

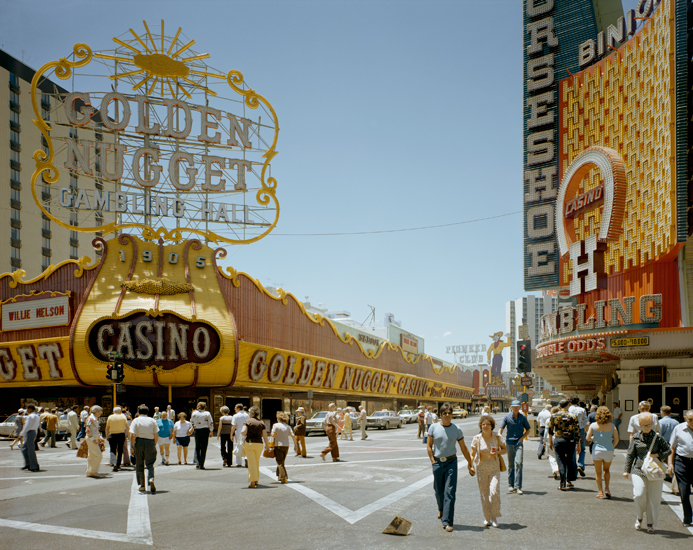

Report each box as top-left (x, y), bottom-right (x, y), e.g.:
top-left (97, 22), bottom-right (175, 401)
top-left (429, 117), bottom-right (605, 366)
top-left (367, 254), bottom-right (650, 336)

top-left (591, 423), bottom-right (614, 452)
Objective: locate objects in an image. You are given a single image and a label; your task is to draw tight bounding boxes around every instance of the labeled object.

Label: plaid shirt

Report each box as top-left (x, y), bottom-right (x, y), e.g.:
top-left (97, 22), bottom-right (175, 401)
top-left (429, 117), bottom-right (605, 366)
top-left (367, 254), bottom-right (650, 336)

top-left (548, 410), bottom-right (581, 444)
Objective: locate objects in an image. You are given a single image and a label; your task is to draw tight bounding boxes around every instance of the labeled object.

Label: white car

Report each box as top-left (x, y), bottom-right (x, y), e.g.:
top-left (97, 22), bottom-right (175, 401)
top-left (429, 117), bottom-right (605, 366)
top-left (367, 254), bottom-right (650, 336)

top-left (366, 411), bottom-right (402, 430)
top-left (305, 411), bottom-right (328, 435)
top-left (0, 414), bottom-right (18, 437)
top-left (398, 410), bottom-right (417, 424)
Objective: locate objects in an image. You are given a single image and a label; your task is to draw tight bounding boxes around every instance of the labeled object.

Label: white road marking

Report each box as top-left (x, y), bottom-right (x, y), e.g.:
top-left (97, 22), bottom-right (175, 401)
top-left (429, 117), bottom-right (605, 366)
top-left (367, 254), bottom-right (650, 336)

top-left (0, 518), bottom-right (151, 545)
top-left (260, 459), bottom-right (469, 524)
top-left (0, 468), bottom-right (154, 545)
top-left (0, 475), bottom-right (82, 481)
top-left (126, 475), bottom-right (153, 544)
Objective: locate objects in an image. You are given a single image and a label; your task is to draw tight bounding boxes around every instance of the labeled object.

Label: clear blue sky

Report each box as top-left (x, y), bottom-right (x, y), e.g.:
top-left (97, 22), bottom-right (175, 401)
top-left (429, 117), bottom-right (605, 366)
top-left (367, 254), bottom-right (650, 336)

top-left (1, 0), bottom-right (637, 363)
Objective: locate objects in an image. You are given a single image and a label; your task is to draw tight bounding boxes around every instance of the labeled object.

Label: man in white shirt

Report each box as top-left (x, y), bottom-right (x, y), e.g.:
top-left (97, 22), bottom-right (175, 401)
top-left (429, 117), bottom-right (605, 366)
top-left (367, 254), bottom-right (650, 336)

top-left (20, 405), bottom-right (41, 472)
top-left (536, 405), bottom-right (552, 459)
top-left (165, 405), bottom-right (176, 423)
top-left (130, 404), bottom-right (159, 493)
top-left (425, 406), bottom-right (434, 431)
top-left (667, 410), bottom-right (693, 527)
top-left (77, 406), bottom-right (89, 441)
top-left (67, 405), bottom-right (80, 449)
top-left (627, 401), bottom-right (660, 441)
top-left (568, 397), bottom-right (588, 477)
top-left (231, 404), bottom-right (249, 467)
top-left (191, 402), bottom-right (214, 469)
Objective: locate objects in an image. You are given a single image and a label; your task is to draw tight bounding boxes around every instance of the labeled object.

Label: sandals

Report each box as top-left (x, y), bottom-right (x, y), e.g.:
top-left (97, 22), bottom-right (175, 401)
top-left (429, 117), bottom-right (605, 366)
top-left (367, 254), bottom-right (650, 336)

top-left (596, 493), bottom-right (604, 499)
top-left (604, 492), bottom-right (611, 499)
top-left (566, 482), bottom-right (574, 488)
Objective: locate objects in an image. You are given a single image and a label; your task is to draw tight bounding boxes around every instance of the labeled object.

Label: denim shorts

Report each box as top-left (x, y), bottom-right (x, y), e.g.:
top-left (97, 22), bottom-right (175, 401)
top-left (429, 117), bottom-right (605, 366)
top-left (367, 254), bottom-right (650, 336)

top-left (176, 436), bottom-right (190, 447)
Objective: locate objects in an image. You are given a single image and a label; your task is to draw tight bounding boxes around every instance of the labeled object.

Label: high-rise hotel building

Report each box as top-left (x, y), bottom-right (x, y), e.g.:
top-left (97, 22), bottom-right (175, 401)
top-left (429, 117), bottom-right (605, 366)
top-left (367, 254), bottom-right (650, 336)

top-left (1, 50), bottom-right (115, 277)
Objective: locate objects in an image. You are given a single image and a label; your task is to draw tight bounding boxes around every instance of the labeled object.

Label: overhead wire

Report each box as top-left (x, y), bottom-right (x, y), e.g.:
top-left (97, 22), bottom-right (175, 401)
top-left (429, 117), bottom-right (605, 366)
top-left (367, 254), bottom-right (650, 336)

top-left (270, 211), bottom-right (521, 236)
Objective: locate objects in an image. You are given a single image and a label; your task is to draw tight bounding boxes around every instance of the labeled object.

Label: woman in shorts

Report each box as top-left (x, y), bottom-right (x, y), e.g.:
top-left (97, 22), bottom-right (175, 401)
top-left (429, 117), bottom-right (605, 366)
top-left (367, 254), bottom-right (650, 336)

top-left (586, 406), bottom-right (619, 499)
top-left (173, 412), bottom-right (193, 465)
top-left (156, 411), bottom-right (174, 465)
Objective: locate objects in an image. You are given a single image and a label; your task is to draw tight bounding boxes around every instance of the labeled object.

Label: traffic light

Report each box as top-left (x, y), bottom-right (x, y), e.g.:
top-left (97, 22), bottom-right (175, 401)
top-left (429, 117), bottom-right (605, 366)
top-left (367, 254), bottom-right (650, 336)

top-left (106, 364), bottom-right (114, 381)
top-left (114, 362), bottom-right (125, 383)
top-left (517, 340), bottom-right (532, 373)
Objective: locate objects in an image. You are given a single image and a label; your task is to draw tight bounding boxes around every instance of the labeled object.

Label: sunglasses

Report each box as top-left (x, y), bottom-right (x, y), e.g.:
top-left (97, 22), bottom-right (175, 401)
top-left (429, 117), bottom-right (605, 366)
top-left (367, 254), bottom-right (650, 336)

top-left (441, 411), bottom-right (453, 415)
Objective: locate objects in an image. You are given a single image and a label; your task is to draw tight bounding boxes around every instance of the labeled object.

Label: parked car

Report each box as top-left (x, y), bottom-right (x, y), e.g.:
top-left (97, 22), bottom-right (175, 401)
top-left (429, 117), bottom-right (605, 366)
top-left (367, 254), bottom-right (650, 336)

top-left (398, 410), bottom-right (417, 424)
top-left (366, 411), bottom-right (402, 430)
top-left (306, 411), bottom-right (328, 435)
top-left (529, 399), bottom-right (548, 416)
top-left (452, 408), bottom-right (468, 419)
top-left (0, 414), bottom-right (18, 437)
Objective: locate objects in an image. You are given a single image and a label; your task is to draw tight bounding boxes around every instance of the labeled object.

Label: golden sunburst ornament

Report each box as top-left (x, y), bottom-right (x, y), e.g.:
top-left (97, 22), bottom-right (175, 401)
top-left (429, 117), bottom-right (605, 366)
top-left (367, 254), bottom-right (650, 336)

top-left (94, 20), bottom-right (224, 99)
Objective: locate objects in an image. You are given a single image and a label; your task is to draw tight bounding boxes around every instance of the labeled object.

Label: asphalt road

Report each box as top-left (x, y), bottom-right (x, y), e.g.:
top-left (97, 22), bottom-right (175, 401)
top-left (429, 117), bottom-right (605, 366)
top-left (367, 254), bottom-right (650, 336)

top-left (0, 414), bottom-right (691, 550)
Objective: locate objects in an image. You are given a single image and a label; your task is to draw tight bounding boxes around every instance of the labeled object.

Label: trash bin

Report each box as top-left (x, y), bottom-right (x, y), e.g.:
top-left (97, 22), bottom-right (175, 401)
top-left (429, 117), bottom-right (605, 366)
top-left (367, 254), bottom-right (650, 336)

top-left (528, 418), bottom-right (539, 437)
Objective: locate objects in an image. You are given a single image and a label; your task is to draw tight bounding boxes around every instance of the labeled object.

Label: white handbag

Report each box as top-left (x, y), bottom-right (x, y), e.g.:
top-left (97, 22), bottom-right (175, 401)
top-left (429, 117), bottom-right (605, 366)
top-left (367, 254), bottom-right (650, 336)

top-left (642, 434), bottom-right (666, 481)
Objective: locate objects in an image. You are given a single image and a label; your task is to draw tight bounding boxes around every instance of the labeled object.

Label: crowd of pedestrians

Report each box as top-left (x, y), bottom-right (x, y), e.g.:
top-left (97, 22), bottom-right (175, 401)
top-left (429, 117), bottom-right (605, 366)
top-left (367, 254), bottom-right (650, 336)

top-left (422, 398), bottom-right (692, 534)
top-left (10, 398), bottom-right (693, 534)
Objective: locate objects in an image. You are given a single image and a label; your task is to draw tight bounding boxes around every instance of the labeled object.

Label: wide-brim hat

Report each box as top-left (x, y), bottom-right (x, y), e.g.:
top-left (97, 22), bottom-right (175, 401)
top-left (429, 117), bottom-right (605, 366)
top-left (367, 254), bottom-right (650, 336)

top-left (490, 331), bottom-right (504, 339)
top-left (296, 407), bottom-right (305, 412)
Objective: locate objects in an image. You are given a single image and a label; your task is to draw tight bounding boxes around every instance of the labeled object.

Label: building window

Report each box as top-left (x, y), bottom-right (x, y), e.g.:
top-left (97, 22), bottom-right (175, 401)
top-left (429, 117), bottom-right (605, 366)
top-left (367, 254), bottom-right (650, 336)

top-left (70, 246), bottom-right (79, 259)
top-left (11, 246), bottom-right (20, 260)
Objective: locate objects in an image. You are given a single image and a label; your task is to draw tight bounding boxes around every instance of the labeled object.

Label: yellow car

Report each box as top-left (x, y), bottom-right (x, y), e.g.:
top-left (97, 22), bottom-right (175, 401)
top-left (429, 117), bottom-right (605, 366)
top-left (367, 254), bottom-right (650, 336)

top-left (452, 408), bottom-right (468, 419)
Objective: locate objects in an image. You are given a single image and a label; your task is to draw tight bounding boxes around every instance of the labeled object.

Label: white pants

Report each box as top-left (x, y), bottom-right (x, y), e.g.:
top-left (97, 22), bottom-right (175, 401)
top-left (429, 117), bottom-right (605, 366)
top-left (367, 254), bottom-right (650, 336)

top-left (86, 439), bottom-right (102, 477)
top-left (548, 454), bottom-right (558, 474)
top-left (632, 475), bottom-right (663, 527)
top-left (233, 433), bottom-right (245, 465)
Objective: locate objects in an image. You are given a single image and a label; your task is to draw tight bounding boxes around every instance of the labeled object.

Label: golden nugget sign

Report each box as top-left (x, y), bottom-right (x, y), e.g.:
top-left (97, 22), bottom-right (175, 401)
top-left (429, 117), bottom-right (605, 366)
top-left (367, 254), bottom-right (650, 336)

top-left (32, 21), bottom-right (279, 245)
top-left (243, 348), bottom-right (472, 401)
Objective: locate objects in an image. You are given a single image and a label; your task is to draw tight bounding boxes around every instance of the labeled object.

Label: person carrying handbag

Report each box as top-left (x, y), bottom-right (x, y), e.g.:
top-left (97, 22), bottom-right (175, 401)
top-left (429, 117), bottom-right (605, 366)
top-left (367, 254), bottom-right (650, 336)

top-left (624, 412), bottom-right (672, 533)
top-left (470, 414), bottom-right (507, 528)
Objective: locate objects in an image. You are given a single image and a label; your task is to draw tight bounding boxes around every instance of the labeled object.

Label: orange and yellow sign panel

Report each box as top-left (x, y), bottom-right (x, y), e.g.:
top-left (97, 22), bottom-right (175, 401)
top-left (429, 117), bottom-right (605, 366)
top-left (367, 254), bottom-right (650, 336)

top-left (559, 4), bottom-right (680, 283)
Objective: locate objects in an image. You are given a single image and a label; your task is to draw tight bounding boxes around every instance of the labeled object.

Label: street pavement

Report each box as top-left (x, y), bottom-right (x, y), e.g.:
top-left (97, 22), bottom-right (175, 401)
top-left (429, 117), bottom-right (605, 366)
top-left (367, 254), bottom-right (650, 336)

top-left (0, 414), bottom-right (691, 550)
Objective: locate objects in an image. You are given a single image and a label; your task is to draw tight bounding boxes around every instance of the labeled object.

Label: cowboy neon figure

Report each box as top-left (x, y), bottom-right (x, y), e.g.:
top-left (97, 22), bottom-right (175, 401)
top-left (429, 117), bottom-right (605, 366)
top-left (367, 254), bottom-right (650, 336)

top-left (487, 331), bottom-right (511, 384)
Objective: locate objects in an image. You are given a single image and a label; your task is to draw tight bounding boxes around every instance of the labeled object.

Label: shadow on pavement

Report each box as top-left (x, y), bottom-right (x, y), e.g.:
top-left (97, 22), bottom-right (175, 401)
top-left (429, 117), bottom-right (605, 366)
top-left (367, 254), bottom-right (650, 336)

top-left (497, 523), bottom-right (527, 531)
top-left (651, 530), bottom-right (692, 539)
top-left (518, 490), bottom-right (547, 495)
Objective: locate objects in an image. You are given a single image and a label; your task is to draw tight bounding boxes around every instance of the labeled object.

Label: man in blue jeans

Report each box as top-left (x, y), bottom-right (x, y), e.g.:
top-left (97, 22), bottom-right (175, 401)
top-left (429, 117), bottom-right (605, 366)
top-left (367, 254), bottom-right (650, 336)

top-left (499, 400), bottom-right (531, 495)
top-left (426, 402), bottom-right (474, 532)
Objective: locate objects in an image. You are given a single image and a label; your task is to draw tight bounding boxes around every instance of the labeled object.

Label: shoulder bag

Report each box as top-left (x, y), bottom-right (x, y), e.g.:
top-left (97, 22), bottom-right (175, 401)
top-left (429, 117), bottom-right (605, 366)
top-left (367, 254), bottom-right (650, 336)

top-left (496, 436), bottom-right (507, 472)
top-left (642, 434), bottom-right (666, 481)
top-left (262, 433), bottom-right (275, 458)
top-left (76, 438), bottom-right (89, 458)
